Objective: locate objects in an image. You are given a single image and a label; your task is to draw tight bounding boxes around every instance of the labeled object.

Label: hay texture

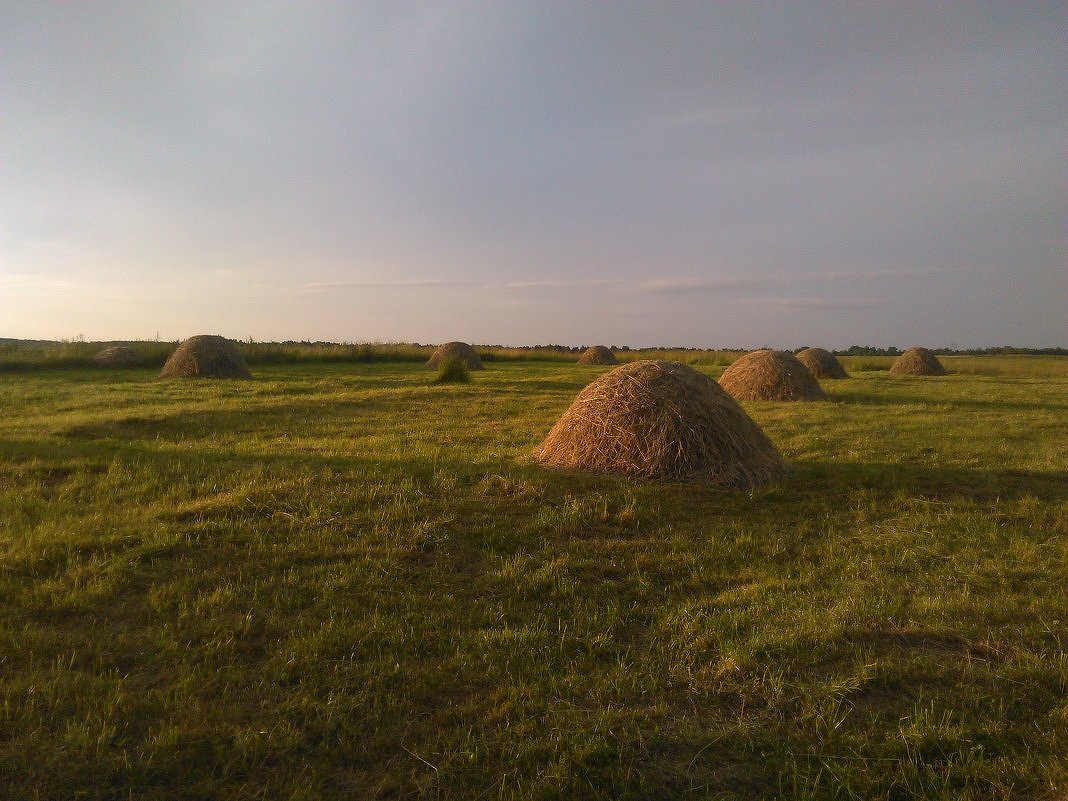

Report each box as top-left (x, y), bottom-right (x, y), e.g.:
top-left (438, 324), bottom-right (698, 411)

top-left (532, 360), bottom-right (787, 488)
top-left (159, 335), bottom-right (252, 379)
top-left (94, 346), bottom-right (143, 368)
top-left (426, 341), bottom-right (484, 370)
top-left (577, 345), bottom-right (618, 365)
top-left (889, 347), bottom-right (946, 376)
top-left (718, 350), bottom-right (827, 401)
top-left (795, 347), bottom-right (848, 379)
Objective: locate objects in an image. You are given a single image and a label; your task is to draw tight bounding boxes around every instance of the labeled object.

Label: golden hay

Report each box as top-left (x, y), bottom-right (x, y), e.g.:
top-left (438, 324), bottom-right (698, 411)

top-left (93, 346), bottom-right (143, 368)
top-left (889, 347), bottom-right (946, 376)
top-left (532, 360), bottom-right (787, 487)
top-left (795, 347), bottom-right (848, 379)
top-left (718, 349), bottom-right (827, 401)
top-left (159, 335), bottom-right (252, 379)
top-left (426, 341), bottom-right (484, 370)
top-left (577, 345), bottom-right (618, 365)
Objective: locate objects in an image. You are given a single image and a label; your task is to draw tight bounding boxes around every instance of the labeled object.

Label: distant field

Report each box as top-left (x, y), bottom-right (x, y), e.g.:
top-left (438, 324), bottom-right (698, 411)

top-left (1, 357), bottom-right (1065, 799)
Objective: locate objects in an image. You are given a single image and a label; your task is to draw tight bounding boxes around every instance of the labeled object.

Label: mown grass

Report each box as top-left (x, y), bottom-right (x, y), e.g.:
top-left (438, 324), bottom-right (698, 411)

top-left (0, 358), bottom-right (1065, 799)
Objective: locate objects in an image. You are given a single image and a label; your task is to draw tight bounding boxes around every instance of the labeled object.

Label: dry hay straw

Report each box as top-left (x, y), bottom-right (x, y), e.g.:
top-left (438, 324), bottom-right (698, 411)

top-left (577, 345), bottom-right (618, 365)
top-left (426, 341), bottom-right (484, 370)
top-left (795, 347), bottom-right (848, 379)
top-left (159, 335), bottom-right (252, 379)
top-left (718, 349), bottom-right (827, 401)
top-left (94, 346), bottom-right (143, 368)
top-left (532, 360), bottom-right (787, 488)
top-left (889, 347), bottom-right (946, 376)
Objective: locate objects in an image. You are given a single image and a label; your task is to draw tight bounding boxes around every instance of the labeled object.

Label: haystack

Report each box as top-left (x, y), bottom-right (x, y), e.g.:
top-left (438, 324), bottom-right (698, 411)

top-left (94, 346), bottom-right (143, 368)
top-left (889, 347), bottom-right (946, 376)
top-left (718, 350), bottom-right (826, 401)
top-left (795, 347), bottom-right (848, 379)
top-left (426, 341), bottom-right (484, 370)
top-left (532, 360), bottom-right (787, 487)
top-left (159, 335), bottom-right (252, 379)
top-left (577, 345), bottom-right (618, 365)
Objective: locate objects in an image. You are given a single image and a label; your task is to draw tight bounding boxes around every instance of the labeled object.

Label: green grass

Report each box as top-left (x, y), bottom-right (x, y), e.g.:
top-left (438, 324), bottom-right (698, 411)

top-left (432, 357), bottom-right (472, 384)
top-left (1, 359), bottom-right (1065, 799)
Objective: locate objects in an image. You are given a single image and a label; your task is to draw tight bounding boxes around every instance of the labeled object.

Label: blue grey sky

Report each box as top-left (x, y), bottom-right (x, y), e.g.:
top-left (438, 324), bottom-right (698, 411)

top-left (2, 2), bottom-right (1065, 347)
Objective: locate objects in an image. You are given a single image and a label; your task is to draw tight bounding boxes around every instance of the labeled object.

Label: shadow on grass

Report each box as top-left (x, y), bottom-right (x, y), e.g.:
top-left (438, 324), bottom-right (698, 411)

top-left (831, 388), bottom-right (1068, 412)
top-left (791, 459), bottom-right (1068, 503)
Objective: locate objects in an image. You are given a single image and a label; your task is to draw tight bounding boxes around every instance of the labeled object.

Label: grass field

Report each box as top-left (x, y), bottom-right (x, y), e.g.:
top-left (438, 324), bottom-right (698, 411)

top-left (1, 355), bottom-right (1065, 799)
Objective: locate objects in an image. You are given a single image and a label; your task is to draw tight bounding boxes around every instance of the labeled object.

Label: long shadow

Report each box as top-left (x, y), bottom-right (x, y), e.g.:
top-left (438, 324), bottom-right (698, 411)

top-left (831, 389), bottom-right (1067, 412)
top-left (787, 459), bottom-right (1068, 503)
top-left (8, 417), bottom-right (1066, 507)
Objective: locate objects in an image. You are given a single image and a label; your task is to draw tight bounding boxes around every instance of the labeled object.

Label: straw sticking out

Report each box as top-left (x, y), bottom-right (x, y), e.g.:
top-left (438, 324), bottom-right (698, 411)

top-left (533, 360), bottom-right (787, 488)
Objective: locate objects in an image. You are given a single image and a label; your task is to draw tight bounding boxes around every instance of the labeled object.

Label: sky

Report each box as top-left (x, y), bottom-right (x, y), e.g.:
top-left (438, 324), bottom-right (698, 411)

top-left (1, 2), bottom-right (1065, 349)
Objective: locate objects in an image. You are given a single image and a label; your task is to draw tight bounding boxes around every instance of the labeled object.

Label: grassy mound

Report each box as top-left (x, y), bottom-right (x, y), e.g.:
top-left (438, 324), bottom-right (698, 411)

top-left (796, 347), bottom-right (848, 379)
top-left (890, 346), bottom-right (947, 376)
top-left (93, 346), bottom-right (143, 368)
top-left (159, 335), bottom-right (252, 379)
top-left (577, 345), bottom-right (618, 365)
top-left (719, 349), bottom-right (827, 401)
top-left (426, 341), bottom-right (484, 370)
top-left (533, 360), bottom-right (787, 487)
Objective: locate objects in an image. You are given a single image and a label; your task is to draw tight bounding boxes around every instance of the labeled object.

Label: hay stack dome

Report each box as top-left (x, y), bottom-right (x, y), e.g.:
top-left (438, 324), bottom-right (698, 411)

top-left (718, 350), bottom-right (827, 401)
top-left (795, 347), bottom-right (848, 379)
top-left (532, 360), bottom-right (787, 488)
top-left (426, 341), bottom-right (484, 370)
top-left (889, 347), bottom-right (946, 376)
top-left (577, 345), bottom-right (618, 365)
top-left (94, 346), bottom-right (143, 368)
top-left (159, 335), bottom-right (252, 379)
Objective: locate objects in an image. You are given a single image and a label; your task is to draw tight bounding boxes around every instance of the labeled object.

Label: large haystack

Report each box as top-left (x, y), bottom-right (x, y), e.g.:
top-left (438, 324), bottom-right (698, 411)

top-left (577, 345), bottom-right (618, 365)
top-left (159, 335), bottom-right (252, 379)
top-left (426, 341), bottom-right (484, 370)
top-left (532, 360), bottom-right (787, 487)
top-left (796, 347), bottom-right (848, 379)
top-left (889, 347), bottom-right (946, 376)
top-left (718, 350), bottom-right (827, 401)
top-left (94, 346), bottom-right (143, 368)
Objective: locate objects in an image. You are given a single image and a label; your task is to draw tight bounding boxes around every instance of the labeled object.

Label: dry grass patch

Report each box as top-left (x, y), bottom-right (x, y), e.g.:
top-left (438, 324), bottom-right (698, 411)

top-left (577, 345), bottom-right (618, 365)
top-left (159, 335), bottom-right (252, 379)
top-left (532, 360), bottom-right (787, 488)
top-left (719, 349), bottom-right (826, 401)
top-left (93, 346), bottom-right (143, 368)
top-left (426, 342), bottom-right (484, 370)
top-left (795, 347), bottom-right (848, 379)
top-left (890, 346), bottom-right (947, 376)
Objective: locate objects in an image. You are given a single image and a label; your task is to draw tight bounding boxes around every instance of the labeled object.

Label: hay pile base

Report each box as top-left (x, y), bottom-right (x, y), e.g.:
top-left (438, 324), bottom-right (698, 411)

top-left (577, 345), bottom-right (618, 365)
top-left (533, 360), bottom-right (787, 488)
top-left (94, 346), bottom-right (143, 368)
top-left (719, 350), bottom-right (826, 401)
top-left (426, 341), bottom-right (484, 370)
top-left (159, 335), bottom-right (252, 379)
top-left (796, 347), bottom-right (848, 379)
top-left (890, 347), bottom-right (946, 376)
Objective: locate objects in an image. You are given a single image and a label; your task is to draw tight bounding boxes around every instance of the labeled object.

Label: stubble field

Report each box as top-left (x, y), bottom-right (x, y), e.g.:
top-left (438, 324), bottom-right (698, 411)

top-left (1, 354), bottom-right (1065, 800)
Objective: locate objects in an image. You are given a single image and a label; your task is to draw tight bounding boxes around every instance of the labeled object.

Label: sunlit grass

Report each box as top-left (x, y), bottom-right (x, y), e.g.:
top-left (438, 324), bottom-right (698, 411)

top-left (0, 359), bottom-right (1065, 799)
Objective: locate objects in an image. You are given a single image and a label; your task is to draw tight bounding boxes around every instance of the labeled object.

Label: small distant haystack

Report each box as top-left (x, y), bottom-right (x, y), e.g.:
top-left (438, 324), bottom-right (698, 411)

top-left (532, 360), bottom-right (787, 487)
top-left (577, 345), bottom-right (618, 365)
top-left (426, 341), bottom-right (484, 370)
top-left (719, 350), bottom-right (827, 401)
top-left (94, 346), bottom-right (143, 368)
top-left (159, 335), bottom-right (252, 379)
top-left (889, 347), bottom-right (946, 376)
top-left (796, 347), bottom-right (848, 379)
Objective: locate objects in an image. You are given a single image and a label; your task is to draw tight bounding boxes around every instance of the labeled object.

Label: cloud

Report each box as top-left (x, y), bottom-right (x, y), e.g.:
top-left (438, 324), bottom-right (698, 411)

top-left (631, 268), bottom-right (944, 295)
top-left (294, 279), bottom-right (473, 294)
top-left (493, 279), bottom-right (616, 290)
top-left (742, 296), bottom-right (880, 310)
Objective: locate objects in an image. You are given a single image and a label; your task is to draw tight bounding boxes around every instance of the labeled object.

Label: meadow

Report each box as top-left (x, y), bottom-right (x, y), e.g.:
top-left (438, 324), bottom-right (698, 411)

top-left (0, 351), bottom-right (1065, 799)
